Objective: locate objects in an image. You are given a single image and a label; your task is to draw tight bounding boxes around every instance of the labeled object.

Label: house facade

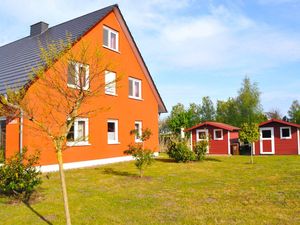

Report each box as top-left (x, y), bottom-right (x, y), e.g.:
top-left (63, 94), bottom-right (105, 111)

top-left (0, 5), bottom-right (167, 171)
top-left (185, 122), bottom-right (240, 155)
top-left (254, 119), bottom-right (300, 155)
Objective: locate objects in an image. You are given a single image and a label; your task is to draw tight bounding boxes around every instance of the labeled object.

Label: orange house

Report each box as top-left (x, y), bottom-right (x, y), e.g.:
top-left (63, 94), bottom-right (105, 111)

top-left (0, 5), bottom-right (167, 171)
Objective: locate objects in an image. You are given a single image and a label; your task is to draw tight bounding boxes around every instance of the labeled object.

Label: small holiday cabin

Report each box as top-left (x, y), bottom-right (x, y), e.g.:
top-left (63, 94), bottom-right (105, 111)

top-left (254, 119), bottom-right (300, 155)
top-left (185, 122), bottom-right (240, 155)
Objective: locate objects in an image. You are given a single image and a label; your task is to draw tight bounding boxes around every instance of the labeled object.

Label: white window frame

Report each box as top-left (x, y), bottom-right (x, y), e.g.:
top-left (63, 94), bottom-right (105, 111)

top-left (105, 71), bottom-right (117, 95)
top-left (67, 61), bottom-right (90, 90)
top-left (280, 126), bottom-right (292, 139)
top-left (103, 26), bottom-right (119, 52)
top-left (213, 129), bottom-right (223, 140)
top-left (67, 118), bottom-right (90, 147)
top-left (134, 121), bottom-right (142, 143)
top-left (196, 129), bottom-right (208, 142)
top-left (107, 119), bottom-right (119, 144)
top-left (128, 77), bottom-right (142, 100)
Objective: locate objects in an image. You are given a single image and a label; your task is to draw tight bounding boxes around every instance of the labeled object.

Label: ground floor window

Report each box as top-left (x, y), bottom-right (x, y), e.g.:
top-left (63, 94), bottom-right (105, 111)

top-left (67, 118), bottom-right (89, 146)
top-left (108, 119), bottom-right (119, 144)
top-left (134, 121), bottom-right (142, 142)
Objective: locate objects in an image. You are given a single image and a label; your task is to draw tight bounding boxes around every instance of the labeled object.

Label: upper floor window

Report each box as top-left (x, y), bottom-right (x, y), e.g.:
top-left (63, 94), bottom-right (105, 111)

top-left (103, 26), bottom-right (119, 51)
top-left (105, 71), bottom-right (116, 95)
top-left (134, 121), bottom-right (142, 142)
top-left (280, 127), bottom-right (291, 139)
top-left (214, 129), bottom-right (223, 140)
top-left (107, 119), bottom-right (119, 144)
top-left (67, 118), bottom-right (89, 146)
top-left (67, 61), bottom-right (89, 90)
top-left (129, 77), bottom-right (142, 99)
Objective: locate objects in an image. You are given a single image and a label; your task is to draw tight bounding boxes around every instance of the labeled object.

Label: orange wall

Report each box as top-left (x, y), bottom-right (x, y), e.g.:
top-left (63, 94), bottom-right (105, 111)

top-left (6, 11), bottom-right (160, 165)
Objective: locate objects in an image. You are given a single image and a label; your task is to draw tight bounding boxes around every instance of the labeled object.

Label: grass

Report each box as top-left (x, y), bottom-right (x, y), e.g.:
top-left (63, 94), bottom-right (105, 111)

top-left (0, 155), bottom-right (299, 224)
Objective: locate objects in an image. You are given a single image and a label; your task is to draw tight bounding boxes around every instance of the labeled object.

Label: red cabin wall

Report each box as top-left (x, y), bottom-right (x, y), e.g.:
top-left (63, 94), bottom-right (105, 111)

top-left (191, 125), bottom-right (237, 155)
top-left (254, 122), bottom-right (299, 155)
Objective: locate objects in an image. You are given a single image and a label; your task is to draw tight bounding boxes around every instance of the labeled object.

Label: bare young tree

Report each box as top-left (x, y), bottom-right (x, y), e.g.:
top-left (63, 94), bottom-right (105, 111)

top-left (0, 36), bottom-right (117, 225)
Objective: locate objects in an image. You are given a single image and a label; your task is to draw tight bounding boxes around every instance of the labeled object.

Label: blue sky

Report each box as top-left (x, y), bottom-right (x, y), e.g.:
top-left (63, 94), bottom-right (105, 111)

top-left (0, 0), bottom-right (300, 117)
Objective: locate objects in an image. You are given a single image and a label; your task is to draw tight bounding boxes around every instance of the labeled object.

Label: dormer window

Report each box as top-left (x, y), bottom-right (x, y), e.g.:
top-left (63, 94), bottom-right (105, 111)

top-left (103, 26), bottom-right (119, 51)
top-left (67, 61), bottom-right (89, 90)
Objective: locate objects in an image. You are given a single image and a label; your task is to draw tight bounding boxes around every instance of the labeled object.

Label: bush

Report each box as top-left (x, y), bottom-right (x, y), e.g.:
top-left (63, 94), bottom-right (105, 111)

top-left (167, 139), bottom-right (195, 162)
top-left (0, 148), bottom-right (4, 163)
top-left (0, 147), bottom-right (42, 202)
top-left (194, 141), bottom-right (208, 161)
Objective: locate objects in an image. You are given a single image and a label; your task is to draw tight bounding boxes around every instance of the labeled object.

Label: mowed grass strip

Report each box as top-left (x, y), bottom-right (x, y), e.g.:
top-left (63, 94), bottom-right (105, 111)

top-left (0, 155), bottom-right (299, 225)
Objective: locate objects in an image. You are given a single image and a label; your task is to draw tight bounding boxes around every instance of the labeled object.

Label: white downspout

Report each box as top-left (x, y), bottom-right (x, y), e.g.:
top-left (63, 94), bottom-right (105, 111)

top-left (19, 110), bottom-right (23, 155)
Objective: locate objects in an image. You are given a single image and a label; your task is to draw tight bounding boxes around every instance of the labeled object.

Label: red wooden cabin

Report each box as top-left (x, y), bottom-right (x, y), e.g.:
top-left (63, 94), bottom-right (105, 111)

top-left (254, 119), bottom-right (300, 155)
top-left (185, 122), bottom-right (240, 155)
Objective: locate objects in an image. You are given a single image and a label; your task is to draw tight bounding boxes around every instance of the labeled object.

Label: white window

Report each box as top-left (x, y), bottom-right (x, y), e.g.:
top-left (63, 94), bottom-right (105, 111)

top-left (67, 61), bottom-right (89, 90)
top-left (105, 71), bottom-right (116, 95)
top-left (103, 26), bottom-right (119, 51)
top-left (107, 120), bottom-right (119, 144)
top-left (129, 77), bottom-right (142, 99)
top-left (67, 118), bottom-right (89, 146)
top-left (134, 121), bottom-right (142, 142)
top-left (196, 129), bottom-right (208, 142)
top-left (280, 127), bottom-right (291, 139)
top-left (214, 129), bottom-right (223, 140)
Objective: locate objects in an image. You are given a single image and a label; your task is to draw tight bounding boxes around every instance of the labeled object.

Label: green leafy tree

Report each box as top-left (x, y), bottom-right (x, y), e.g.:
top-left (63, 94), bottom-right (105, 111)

top-left (216, 77), bottom-right (266, 127)
top-left (187, 103), bottom-right (202, 126)
top-left (236, 77), bottom-right (265, 125)
top-left (216, 98), bottom-right (239, 126)
top-left (239, 123), bottom-right (259, 164)
top-left (124, 128), bottom-right (154, 178)
top-left (200, 96), bottom-right (215, 121)
top-left (166, 103), bottom-right (192, 135)
top-left (288, 100), bottom-right (300, 124)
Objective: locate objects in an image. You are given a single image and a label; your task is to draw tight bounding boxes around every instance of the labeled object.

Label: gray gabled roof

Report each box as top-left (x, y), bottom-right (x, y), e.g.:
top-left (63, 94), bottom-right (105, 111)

top-left (0, 4), bottom-right (115, 94)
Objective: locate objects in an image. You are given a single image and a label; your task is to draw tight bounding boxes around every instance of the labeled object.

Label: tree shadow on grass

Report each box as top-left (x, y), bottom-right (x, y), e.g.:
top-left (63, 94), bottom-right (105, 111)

top-left (155, 158), bottom-right (176, 163)
top-left (102, 168), bottom-right (136, 177)
top-left (23, 201), bottom-right (53, 225)
top-left (204, 157), bottom-right (222, 162)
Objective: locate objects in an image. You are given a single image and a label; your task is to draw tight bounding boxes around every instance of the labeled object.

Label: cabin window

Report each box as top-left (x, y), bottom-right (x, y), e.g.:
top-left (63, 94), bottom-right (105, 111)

top-left (129, 77), bottom-right (142, 99)
top-left (108, 120), bottom-right (119, 144)
top-left (134, 121), bottom-right (142, 142)
top-left (67, 61), bottom-right (89, 90)
top-left (103, 26), bottom-right (119, 51)
top-left (214, 129), bottom-right (223, 140)
top-left (105, 71), bottom-right (116, 95)
top-left (262, 129), bottom-right (272, 139)
top-left (196, 129), bottom-right (208, 141)
top-left (280, 127), bottom-right (291, 139)
top-left (67, 118), bottom-right (89, 146)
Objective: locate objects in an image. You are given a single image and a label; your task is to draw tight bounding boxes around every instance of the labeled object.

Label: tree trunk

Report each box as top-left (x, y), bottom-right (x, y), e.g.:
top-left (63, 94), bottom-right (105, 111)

top-left (56, 145), bottom-right (72, 225)
top-left (140, 168), bottom-right (143, 178)
top-left (250, 143), bottom-right (254, 164)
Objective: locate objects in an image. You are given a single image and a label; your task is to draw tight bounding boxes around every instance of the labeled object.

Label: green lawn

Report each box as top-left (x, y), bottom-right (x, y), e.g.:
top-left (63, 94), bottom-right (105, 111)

top-left (0, 155), bottom-right (299, 225)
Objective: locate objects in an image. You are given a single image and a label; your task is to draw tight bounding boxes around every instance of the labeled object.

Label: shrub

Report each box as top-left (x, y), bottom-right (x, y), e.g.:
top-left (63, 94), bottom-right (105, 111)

top-left (0, 147), bottom-right (42, 202)
top-left (0, 148), bottom-right (4, 163)
top-left (167, 139), bottom-right (195, 162)
top-left (194, 141), bottom-right (208, 161)
top-left (124, 144), bottom-right (154, 178)
top-left (124, 128), bottom-right (154, 178)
